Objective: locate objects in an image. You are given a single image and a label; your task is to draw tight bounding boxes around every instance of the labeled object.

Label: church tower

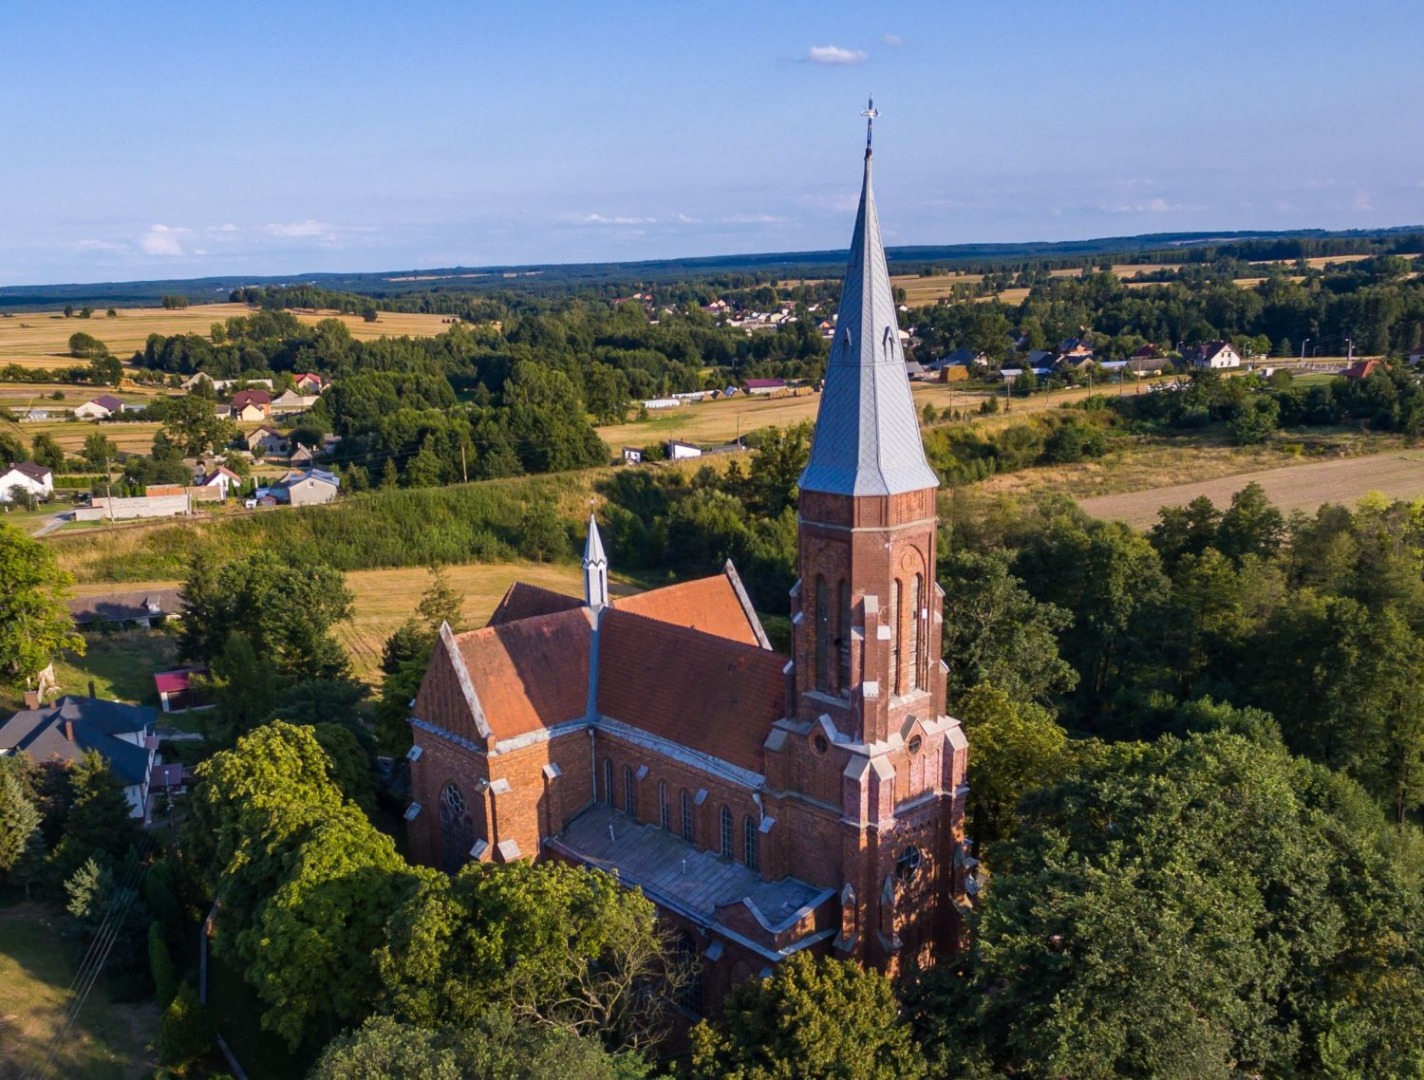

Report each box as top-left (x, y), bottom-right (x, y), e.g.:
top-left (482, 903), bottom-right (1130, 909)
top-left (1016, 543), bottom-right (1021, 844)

top-left (770, 103), bottom-right (968, 972)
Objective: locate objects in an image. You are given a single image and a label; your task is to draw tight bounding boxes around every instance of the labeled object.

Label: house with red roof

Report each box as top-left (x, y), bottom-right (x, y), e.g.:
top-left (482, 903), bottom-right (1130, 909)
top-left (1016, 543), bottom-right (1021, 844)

top-left (229, 389), bottom-right (272, 421)
top-left (1341, 358), bottom-right (1382, 380)
top-left (405, 129), bottom-right (969, 1013)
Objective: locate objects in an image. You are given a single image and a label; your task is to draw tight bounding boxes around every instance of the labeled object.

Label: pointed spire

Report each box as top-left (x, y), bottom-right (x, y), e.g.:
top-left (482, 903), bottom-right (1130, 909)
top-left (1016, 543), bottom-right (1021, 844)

top-left (799, 108), bottom-right (939, 498)
top-left (582, 514), bottom-right (609, 609)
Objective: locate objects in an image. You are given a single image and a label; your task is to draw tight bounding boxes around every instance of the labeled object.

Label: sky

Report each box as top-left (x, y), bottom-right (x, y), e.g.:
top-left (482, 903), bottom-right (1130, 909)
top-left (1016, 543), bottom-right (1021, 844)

top-left (2, 0), bottom-right (1421, 285)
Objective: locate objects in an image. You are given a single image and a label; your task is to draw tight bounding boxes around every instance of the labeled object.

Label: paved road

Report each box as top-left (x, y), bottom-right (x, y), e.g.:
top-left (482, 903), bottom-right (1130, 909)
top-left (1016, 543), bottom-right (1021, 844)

top-left (30, 510), bottom-right (71, 536)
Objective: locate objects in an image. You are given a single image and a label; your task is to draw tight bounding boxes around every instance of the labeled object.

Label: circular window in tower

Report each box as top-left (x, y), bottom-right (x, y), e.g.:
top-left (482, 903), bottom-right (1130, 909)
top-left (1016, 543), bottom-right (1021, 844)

top-left (907, 735), bottom-right (923, 755)
top-left (896, 845), bottom-right (924, 883)
top-left (813, 734), bottom-right (829, 754)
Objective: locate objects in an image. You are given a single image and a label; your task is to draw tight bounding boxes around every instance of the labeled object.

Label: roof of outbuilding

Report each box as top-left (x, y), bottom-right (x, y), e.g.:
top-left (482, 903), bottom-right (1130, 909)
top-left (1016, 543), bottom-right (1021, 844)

top-left (67, 588), bottom-right (184, 625)
top-left (596, 609), bottom-right (784, 773)
top-left (798, 147), bottom-right (939, 498)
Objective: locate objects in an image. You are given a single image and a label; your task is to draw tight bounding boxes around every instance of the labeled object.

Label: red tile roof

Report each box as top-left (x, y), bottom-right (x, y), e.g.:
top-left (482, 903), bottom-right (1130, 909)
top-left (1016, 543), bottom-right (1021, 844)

top-left (1342, 359), bottom-right (1381, 380)
top-left (596, 609), bottom-right (785, 773)
top-left (456, 607), bottom-right (592, 743)
top-left (615, 572), bottom-right (763, 647)
top-left (231, 389), bottom-right (271, 408)
top-left (488, 582), bottom-right (585, 627)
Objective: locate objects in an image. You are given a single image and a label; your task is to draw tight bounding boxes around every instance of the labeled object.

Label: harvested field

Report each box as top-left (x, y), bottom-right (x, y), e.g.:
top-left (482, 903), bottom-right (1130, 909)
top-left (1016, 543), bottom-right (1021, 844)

top-left (1078, 448), bottom-right (1424, 528)
top-left (0, 303), bottom-right (452, 370)
top-left (68, 562), bottom-right (609, 684)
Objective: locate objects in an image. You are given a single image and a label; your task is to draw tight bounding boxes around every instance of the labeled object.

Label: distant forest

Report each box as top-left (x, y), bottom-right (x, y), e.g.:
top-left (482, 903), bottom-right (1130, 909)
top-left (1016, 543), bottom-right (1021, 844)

top-left (2, 225), bottom-right (1421, 310)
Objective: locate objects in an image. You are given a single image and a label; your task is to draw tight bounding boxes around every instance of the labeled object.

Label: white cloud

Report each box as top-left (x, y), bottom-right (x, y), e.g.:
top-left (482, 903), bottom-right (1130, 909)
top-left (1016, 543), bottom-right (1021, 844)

top-left (672, 212), bottom-right (701, 224)
top-left (1101, 197), bottom-right (1200, 214)
top-left (138, 224), bottom-right (187, 256)
top-left (263, 219), bottom-right (331, 238)
top-left (1353, 191), bottom-right (1373, 212)
top-left (798, 192), bottom-right (859, 213)
top-left (76, 239), bottom-right (124, 252)
top-left (807, 45), bottom-right (866, 66)
top-left (719, 214), bottom-right (786, 225)
top-left (881, 33), bottom-right (904, 46)
top-left (579, 213), bottom-right (656, 226)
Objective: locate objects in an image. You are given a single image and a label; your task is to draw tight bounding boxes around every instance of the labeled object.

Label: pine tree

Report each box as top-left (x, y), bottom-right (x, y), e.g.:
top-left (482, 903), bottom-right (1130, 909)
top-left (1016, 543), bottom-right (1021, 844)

top-left (416, 565), bottom-right (466, 633)
top-left (51, 750), bottom-right (140, 881)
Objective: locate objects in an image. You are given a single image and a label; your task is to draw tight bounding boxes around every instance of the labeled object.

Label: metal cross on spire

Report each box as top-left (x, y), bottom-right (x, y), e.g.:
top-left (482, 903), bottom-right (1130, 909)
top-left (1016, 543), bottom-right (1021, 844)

top-left (861, 96), bottom-right (879, 156)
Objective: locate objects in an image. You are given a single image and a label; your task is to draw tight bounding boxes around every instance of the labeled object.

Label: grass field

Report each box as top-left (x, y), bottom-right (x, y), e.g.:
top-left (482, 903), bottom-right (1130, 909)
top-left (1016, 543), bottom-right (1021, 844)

top-left (65, 562), bottom-right (604, 685)
top-left (596, 378), bottom-right (1140, 449)
top-left (0, 903), bottom-right (158, 1080)
top-left (0, 303), bottom-right (454, 371)
top-left (1077, 446), bottom-right (1424, 527)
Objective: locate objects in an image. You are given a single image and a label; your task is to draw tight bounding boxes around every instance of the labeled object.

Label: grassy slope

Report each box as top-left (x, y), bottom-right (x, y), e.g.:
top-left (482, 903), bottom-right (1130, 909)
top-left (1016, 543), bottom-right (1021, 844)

top-left (0, 903), bottom-right (158, 1080)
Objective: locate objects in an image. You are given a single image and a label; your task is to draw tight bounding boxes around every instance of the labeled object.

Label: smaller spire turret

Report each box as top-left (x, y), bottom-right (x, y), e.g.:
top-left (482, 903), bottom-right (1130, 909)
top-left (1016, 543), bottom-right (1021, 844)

top-left (582, 514), bottom-right (609, 609)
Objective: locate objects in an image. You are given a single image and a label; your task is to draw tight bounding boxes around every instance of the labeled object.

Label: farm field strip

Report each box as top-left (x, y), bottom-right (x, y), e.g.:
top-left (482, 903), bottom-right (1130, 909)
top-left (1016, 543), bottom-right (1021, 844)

top-left (0, 303), bottom-right (454, 369)
top-left (1077, 448), bottom-right (1424, 528)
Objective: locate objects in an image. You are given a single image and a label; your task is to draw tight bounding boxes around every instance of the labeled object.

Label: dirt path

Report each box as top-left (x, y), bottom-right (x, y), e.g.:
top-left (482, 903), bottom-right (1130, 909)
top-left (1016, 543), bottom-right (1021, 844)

top-left (1078, 449), bottom-right (1424, 528)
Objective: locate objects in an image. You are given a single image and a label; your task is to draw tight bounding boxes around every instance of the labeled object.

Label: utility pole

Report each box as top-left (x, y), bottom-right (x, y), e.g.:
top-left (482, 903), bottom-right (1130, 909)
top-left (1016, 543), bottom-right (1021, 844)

top-left (1346, 338), bottom-right (1354, 363)
top-left (1300, 338), bottom-right (1310, 362)
top-left (460, 443), bottom-right (468, 484)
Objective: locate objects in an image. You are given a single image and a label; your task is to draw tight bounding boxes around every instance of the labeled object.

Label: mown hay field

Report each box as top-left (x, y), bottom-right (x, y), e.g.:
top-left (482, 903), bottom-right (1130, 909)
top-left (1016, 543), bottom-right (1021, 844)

top-left (68, 561), bottom-right (607, 685)
top-left (1077, 447), bottom-right (1424, 528)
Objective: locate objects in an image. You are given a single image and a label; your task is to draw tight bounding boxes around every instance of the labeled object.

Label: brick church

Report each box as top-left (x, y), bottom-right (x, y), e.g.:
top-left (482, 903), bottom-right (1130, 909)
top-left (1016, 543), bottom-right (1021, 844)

top-left (406, 122), bottom-right (970, 1002)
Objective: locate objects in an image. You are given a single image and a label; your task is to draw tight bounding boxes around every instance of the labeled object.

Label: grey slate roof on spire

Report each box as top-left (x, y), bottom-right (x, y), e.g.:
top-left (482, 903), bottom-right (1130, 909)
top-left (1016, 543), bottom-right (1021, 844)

top-left (798, 146), bottom-right (940, 498)
top-left (582, 514), bottom-right (607, 568)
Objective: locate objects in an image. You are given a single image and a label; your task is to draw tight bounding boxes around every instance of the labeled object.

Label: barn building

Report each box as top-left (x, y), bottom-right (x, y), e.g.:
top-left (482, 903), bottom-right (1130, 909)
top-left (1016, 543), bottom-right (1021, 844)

top-left (405, 125), bottom-right (970, 1006)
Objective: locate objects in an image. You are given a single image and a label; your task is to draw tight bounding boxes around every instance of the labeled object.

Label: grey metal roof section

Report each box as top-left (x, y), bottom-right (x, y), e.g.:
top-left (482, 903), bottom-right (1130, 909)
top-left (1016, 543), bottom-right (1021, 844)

top-left (799, 148), bottom-right (940, 497)
top-left (582, 514), bottom-right (607, 568)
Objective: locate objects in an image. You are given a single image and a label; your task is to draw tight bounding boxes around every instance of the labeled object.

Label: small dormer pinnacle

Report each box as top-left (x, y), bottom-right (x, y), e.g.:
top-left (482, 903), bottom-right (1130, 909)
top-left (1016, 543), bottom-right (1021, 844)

top-left (582, 514), bottom-right (609, 609)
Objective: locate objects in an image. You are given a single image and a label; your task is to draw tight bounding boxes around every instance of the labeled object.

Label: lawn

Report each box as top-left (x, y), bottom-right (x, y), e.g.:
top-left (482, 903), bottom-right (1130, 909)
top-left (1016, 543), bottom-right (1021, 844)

top-left (0, 903), bottom-right (158, 1080)
top-left (49, 629), bottom-right (178, 709)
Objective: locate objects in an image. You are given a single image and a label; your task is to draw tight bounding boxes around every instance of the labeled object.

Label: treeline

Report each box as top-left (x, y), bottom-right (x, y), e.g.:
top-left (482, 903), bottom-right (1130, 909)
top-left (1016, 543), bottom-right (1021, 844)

top-left (913, 254), bottom-right (1424, 362)
top-left (129, 301), bottom-right (827, 488)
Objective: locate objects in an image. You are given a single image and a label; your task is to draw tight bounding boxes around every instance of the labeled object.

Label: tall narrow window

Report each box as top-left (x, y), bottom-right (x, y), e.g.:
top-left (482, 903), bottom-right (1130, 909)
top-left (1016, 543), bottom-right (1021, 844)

top-left (720, 806), bottom-right (734, 859)
top-left (681, 789), bottom-right (695, 843)
top-left (624, 765), bottom-right (638, 818)
top-left (659, 781), bottom-right (671, 831)
top-left (890, 578), bottom-right (903, 695)
top-left (909, 573), bottom-right (923, 691)
top-left (439, 782), bottom-right (476, 873)
top-left (837, 579), bottom-right (852, 695)
top-left (743, 816), bottom-right (759, 873)
top-left (814, 575), bottom-right (830, 691)
top-left (603, 759), bottom-right (614, 805)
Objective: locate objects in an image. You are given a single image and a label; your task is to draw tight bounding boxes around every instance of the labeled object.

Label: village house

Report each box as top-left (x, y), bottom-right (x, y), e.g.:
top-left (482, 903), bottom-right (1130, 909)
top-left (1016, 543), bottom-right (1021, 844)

top-left (0, 696), bottom-right (159, 819)
top-left (743, 378), bottom-right (788, 395)
top-left (271, 389), bottom-right (320, 415)
top-left (1182, 341), bottom-right (1242, 369)
top-left (666, 440), bottom-right (703, 460)
top-left (244, 423), bottom-right (290, 456)
top-left (229, 389), bottom-right (272, 420)
top-left (73, 394), bottom-right (129, 420)
top-left (271, 468), bottom-right (340, 506)
top-left (292, 372), bottom-right (325, 393)
top-left (197, 465), bottom-right (242, 499)
top-left (405, 130), bottom-right (970, 1011)
top-left (289, 444), bottom-right (316, 468)
top-left (0, 461), bottom-right (54, 503)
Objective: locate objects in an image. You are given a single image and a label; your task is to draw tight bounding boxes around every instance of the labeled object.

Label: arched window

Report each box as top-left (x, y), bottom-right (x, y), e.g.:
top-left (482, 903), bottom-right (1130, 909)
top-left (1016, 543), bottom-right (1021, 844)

top-left (659, 781), bottom-right (671, 831)
top-left (743, 816), bottom-right (759, 873)
top-left (837, 579), bottom-right (852, 695)
top-left (603, 759), bottom-right (614, 805)
top-left (680, 789), bottom-right (695, 843)
top-left (624, 765), bottom-right (638, 818)
top-left (909, 573), bottom-right (923, 691)
top-left (720, 806), bottom-right (734, 859)
top-left (890, 578), bottom-right (903, 694)
top-left (814, 575), bottom-right (830, 691)
top-left (438, 782), bottom-right (476, 873)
